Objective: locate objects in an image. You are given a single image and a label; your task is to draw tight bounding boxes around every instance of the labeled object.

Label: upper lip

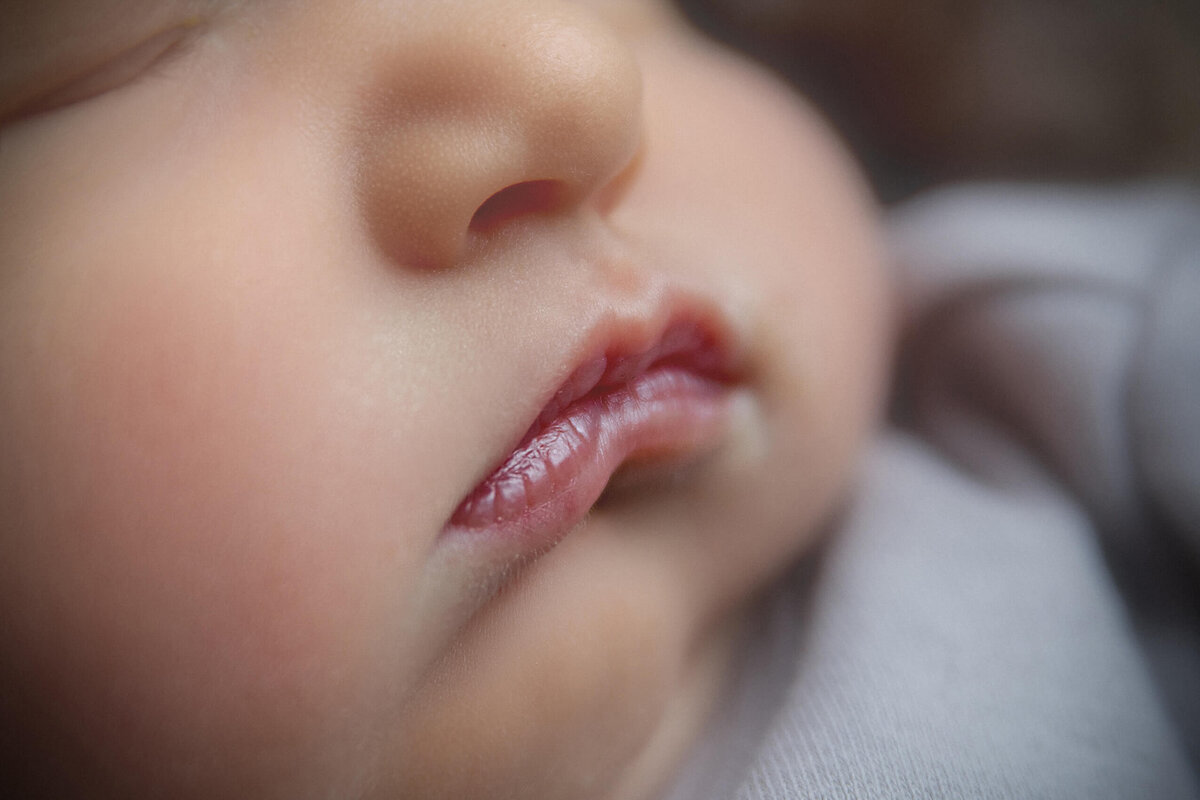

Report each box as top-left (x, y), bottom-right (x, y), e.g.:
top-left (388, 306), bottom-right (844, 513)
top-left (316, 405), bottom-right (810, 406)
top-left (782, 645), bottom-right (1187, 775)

top-left (519, 303), bottom-right (741, 447)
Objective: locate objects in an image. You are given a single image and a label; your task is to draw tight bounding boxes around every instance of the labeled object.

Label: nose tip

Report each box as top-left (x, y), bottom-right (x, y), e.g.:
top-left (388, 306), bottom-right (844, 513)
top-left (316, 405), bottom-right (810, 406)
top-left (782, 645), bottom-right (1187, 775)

top-left (359, 2), bottom-right (643, 269)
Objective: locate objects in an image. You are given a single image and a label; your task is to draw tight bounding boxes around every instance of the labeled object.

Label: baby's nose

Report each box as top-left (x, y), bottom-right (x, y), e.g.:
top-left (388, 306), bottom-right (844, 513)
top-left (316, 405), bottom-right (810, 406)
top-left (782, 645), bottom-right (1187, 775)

top-left (358, 1), bottom-right (643, 269)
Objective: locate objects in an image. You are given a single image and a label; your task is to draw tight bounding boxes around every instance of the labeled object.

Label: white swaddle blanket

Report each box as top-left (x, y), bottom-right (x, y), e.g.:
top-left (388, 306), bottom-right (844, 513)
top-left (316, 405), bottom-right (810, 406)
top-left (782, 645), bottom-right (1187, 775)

top-left (666, 182), bottom-right (1200, 799)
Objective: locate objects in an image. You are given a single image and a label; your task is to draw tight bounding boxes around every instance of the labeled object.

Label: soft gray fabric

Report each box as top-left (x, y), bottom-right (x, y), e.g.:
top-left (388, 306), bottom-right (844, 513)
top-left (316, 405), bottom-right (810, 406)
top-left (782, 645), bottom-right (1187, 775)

top-left (732, 434), bottom-right (1194, 800)
top-left (666, 183), bottom-right (1200, 799)
top-left (889, 182), bottom-right (1200, 759)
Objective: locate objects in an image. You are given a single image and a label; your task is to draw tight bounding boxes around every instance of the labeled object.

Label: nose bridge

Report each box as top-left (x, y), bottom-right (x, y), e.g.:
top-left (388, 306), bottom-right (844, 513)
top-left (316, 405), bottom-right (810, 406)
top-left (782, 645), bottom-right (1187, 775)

top-left (358, 1), bottom-right (643, 269)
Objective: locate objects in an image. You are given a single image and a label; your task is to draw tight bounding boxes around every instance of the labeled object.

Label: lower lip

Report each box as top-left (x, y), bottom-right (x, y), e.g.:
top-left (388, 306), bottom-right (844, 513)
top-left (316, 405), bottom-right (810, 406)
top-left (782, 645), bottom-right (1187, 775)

top-left (441, 366), bottom-right (730, 553)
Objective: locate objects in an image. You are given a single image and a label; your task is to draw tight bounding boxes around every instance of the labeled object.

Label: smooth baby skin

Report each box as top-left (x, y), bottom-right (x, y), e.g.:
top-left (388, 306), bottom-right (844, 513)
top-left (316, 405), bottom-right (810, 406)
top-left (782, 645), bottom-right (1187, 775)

top-left (0, 1), bottom-right (890, 797)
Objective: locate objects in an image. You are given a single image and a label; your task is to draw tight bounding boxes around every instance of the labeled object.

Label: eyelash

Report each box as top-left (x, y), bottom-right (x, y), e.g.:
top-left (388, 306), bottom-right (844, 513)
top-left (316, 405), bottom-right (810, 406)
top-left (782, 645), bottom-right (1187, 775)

top-left (11, 22), bottom-right (202, 122)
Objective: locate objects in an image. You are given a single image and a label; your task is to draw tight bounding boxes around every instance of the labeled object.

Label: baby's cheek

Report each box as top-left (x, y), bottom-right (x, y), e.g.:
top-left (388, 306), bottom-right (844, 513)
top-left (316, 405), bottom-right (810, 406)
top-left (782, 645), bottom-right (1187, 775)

top-left (0, 260), bottom-right (413, 794)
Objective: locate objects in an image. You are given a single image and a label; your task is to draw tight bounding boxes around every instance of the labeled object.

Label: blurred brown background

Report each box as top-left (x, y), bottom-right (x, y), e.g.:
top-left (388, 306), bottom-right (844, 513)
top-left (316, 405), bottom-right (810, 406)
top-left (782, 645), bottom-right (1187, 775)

top-left (675, 0), bottom-right (1200, 202)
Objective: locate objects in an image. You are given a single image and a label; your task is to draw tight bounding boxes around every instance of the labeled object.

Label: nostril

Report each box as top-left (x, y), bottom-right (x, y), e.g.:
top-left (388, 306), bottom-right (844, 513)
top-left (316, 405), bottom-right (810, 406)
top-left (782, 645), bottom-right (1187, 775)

top-left (468, 180), bottom-right (568, 234)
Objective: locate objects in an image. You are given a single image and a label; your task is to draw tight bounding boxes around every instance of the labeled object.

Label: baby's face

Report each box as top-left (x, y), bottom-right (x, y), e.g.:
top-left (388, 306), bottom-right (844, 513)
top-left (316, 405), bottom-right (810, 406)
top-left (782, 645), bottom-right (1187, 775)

top-left (0, 1), bottom-right (888, 797)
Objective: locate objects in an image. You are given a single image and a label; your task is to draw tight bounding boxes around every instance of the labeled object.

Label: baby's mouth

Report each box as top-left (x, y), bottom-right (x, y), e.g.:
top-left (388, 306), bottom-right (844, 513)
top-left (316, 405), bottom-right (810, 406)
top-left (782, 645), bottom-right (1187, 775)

top-left (443, 318), bottom-right (737, 551)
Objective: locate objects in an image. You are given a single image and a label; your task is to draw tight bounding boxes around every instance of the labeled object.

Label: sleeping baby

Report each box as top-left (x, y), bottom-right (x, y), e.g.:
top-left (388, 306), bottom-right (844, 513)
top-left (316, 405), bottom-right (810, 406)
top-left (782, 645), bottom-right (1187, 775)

top-left (3, 0), bottom-right (1196, 798)
top-left (0, 0), bottom-right (889, 797)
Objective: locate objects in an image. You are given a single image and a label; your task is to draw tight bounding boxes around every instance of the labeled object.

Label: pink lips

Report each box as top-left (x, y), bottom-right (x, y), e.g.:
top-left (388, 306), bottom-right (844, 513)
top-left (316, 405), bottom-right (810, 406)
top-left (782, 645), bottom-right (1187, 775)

top-left (443, 319), bottom-right (735, 549)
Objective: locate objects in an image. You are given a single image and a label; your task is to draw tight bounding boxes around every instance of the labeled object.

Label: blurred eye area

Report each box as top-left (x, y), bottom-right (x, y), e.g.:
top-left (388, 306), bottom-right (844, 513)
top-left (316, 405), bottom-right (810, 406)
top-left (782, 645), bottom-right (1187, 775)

top-left (4, 22), bottom-right (199, 122)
